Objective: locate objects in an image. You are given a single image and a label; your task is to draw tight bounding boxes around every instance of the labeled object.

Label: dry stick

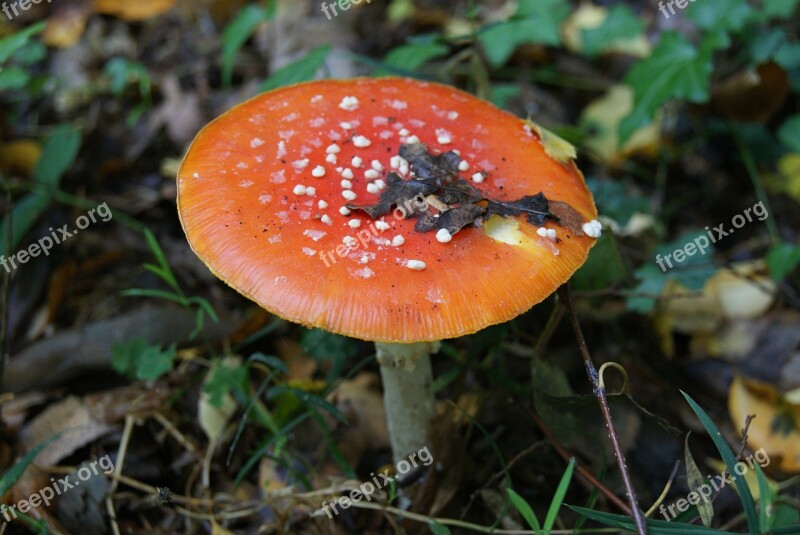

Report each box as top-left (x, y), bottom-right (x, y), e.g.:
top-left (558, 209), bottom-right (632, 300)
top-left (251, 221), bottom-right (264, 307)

top-left (557, 284), bottom-right (648, 535)
top-left (529, 411), bottom-right (632, 515)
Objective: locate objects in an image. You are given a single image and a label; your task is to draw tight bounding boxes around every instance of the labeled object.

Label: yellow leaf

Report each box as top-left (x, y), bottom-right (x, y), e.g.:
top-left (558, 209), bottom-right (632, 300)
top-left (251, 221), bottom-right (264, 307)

top-left (766, 153), bottom-right (800, 203)
top-left (0, 140), bottom-right (42, 177)
top-left (561, 4), bottom-right (650, 57)
top-left (728, 375), bottom-right (800, 472)
top-left (525, 120), bottom-right (576, 165)
top-left (580, 85), bottom-right (661, 166)
top-left (94, 0), bottom-right (176, 21)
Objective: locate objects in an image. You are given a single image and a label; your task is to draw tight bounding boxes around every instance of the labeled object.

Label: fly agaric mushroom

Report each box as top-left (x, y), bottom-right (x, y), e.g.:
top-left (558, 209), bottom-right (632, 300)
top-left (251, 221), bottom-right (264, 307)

top-left (177, 78), bottom-right (600, 464)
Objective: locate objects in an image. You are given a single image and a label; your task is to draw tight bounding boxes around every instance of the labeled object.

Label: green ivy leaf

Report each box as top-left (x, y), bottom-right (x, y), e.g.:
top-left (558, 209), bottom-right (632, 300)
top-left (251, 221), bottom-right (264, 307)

top-left (204, 359), bottom-right (248, 407)
top-left (112, 337), bottom-right (176, 381)
top-left (260, 45), bottom-right (331, 92)
top-left (627, 230), bottom-right (716, 313)
top-left (0, 66), bottom-right (29, 91)
top-left (380, 42), bottom-right (448, 73)
top-left (0, 21), bottom-right (45, 64)
top-left (620, 32), bottom-right (724, 143)
top-left (581, 5), bottom-right (645, 57)
top-left (478, 0), bottom-right (569, 67)
top-left (686, 0), bottom-right (752, 32)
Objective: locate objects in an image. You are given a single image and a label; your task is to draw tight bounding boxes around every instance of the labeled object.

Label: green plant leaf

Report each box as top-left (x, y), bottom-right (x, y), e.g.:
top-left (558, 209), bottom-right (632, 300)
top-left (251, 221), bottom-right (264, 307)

top-left (507, 487), bottom-right (542, 533)
top-left (222, 4), bottom-right (272, 87)
top-left (766, 242), bottom-right (800, 280)
top-left (268, 385), bottom-right (346, 423)
top-left (204, 359), bottom-right (248, 407)
top-left (112, 337), bottom-right (176, 381)
top-left (260, 45), bottom-right (331, 92)
top-left (380, 42), bottom-right (448, 73)
top-left (428, 520), bottom-right (451, 535)
top-left (0, 435), bottom-right (60, 496)
top-left (478, 0), bottom-right (569, 67)
top-left (581, 5), bottom-right (645, 57)
top-left (570, 505), bottom-right (729, 533)
top-left (685, 0), bottom-right (752, 32)
top-left (544, 458), bottom-right (575, 533)
top-left (684, 434), bottom-right (714, 527)
top-left (753, 464), bottom-right (773, 532)
top-left (0, 21), bottom-right (45, 64)
top-left (620, 32), bottom-right (724, 143)
top-left (0, 66), bottom-right (30, 91)
top-left (0, 125), bottom-right (81, 254)
top-left (680, 391), bottom-right (758, 534)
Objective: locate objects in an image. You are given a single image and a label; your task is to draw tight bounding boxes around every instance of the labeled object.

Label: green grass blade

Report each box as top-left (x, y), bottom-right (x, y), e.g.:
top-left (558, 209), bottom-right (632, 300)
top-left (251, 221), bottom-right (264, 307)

top-left (544, 457), bottom-right (575, 533)
top-left (680, 391), bottom-right (758, 534)
top-left (507, 487), bottom-right (542, 534)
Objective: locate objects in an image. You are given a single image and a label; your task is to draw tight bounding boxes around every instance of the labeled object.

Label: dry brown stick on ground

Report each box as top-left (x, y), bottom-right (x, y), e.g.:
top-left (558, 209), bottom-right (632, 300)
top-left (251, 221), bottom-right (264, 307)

top-left (558, 283), bottom-right (649, 535)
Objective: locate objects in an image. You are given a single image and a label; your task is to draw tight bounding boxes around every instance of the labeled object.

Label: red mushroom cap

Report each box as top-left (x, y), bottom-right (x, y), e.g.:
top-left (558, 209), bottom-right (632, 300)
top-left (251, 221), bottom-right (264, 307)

top-left (178, 77), bottom-right (598, 342)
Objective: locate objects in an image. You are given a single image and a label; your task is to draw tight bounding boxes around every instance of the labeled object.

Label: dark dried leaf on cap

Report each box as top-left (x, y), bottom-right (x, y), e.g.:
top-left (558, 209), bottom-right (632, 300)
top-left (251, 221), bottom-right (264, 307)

top-left (347, 172), bottom-right (438, 219)
top-left (399, 143), bottom-right (462, 181)
top-left (549, 200), bottom-right (586, 236)
top-left (414, 204), bottom-right (484, 234)
top-left (485, 193), bottom-right (550, 226)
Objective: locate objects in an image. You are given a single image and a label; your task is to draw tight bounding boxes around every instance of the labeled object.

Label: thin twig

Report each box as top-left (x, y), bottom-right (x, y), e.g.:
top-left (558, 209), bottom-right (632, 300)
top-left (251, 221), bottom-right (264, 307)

top-left (529, 411), bottom-right (632, 515)
top-left (557, 284), bottom-right (648, 535)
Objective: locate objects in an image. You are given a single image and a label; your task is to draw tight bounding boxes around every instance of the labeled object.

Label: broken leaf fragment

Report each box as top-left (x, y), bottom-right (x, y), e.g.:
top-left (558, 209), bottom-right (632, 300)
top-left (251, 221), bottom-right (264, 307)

top-left (525, 120), bottom-right (577, 165)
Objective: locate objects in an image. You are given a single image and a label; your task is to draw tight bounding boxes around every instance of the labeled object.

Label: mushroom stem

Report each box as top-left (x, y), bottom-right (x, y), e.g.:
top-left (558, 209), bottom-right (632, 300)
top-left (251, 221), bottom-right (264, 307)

top-left (375, 341), bottom-right (439, 465)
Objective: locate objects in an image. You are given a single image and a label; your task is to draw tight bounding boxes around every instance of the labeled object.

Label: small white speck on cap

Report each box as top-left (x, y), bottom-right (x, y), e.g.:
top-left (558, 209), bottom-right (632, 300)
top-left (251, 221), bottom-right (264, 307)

top-left (375, 179), bottom-right (386, 190)
top-left (447, 111), bottom-right (459, 120)
top-left (536, 227), bottom-right (548, 238)
top-left (318, 200), bottom-right (328, 209)
top-left (343, 236), bottom-right (357, 247)
top-left (339, 96), bottom-right (359, 111)
top-left (353, 135), bottom-right (371, 148)
top-left (436, 229), bottom-right (453, 243)
top-left (375, 220), bottom-right (390, 231)
top-left (251, 137), bottom-right (265, 148)
top-left (341, 168), bottom-right (354, 180)
top-left (360, 254), bottom-right (370, 264)
top-left (458, 160), bottom-right (469, 171)
top-left (341, 179), bottom-right (353, 189)
top-left (342, 190), bottom-right (357, 201)
top-left (392, 235), bottom-right (405, 246)
top-left (312, 165), bottom-right (326, 177)
top-left (406, 260), bottom-right (426, 270)
top-left (321, 214), bottom-right (333, 225)
top-left (371, 160), bottom-right (384, 171)
top-left (293, 159), bottom-right (310, 170)
top-left (399, 128), bottom-right (410, 137)
top-left (365, 169), bottom-right (379, 180)
top-left (351, 156), bottom-right (363, 167)
top-left (339, 206), bottom-right (351, 216)
top-left (293, 184), bottom-right (307, 195)
top-left (546, 228), bottom-right (557, 239)
top-left (366, 183), bottom-right (380, 194)
top-left (306, 186), bottom-right (316, 196)
top-left (436, 128), bottom-right (453, 144)
top-left (325, 153), bottom-right (337, 164)
top-left (406, 135), bottom-right (420, 144)
top-left (348, 219), bottom-right (361, 228)
top-left (326, 144), bottom-right (340, 154)
top-left (471, 172), bottom-right (485, 183)
top-left (192, 172), bottom-right (200, 179)
top-left (582, 219), bottom-right (603, 238)
top-left (340, 121), bottom-right (354, 130)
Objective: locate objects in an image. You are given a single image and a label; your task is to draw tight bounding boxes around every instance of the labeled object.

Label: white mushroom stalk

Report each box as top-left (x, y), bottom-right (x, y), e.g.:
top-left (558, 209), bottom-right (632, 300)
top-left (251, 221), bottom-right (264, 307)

top-left (375, 341), bottom-right (439, 465)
